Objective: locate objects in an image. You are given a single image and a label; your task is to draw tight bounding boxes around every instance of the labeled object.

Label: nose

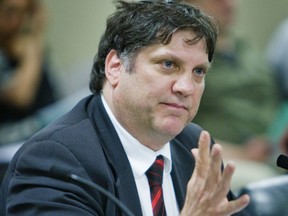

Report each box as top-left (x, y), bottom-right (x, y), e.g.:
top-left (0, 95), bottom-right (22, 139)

top-left (172, 73), bottom-right (195, 96)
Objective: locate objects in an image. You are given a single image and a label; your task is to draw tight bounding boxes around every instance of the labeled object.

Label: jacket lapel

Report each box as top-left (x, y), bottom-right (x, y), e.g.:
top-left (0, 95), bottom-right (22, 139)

top-left (170, 138), bottom-right (196, 211)
top-left (89, 94), bottom-right (143, 216)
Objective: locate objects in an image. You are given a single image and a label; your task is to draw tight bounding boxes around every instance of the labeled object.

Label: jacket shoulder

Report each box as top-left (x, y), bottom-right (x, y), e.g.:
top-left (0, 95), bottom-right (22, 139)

top-left (174, 123), bottom-right (203, 149)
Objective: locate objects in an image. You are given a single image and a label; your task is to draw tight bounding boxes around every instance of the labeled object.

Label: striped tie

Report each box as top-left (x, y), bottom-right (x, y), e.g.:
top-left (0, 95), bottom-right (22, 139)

top-left (146, 155), bottom-right (167, 216)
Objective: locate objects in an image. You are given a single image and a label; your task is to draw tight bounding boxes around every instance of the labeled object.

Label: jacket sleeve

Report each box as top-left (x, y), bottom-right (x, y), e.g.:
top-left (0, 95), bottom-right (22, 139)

top-left (3, 140), bottom-right (104, 216)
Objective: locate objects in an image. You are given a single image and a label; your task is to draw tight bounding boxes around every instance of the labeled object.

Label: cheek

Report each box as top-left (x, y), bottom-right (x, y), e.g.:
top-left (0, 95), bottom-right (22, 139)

top-left (190, 83), bottom-right (205, 117)
top-left (195, 81), bottom-right (205, 99)
top-left (199, 83), bottom-right (205, 97)
top-left (132, 71), bottom-right (166, 99)
top-left (117, 73), bottom-right (150, 105)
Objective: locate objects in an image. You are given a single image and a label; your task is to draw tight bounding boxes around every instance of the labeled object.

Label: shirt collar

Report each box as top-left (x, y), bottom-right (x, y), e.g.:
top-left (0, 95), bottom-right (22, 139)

top-left (101, 94), bottom-right (172, 179)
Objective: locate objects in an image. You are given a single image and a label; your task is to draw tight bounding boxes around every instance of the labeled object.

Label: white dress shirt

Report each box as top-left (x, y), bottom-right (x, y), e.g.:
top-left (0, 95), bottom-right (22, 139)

top-left (101, 95), bottom-right (179, 216)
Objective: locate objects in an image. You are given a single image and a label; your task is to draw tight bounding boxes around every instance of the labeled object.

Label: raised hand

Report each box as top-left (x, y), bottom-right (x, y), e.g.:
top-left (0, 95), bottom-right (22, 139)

top-left (180, 131), bottom-right (250, 216)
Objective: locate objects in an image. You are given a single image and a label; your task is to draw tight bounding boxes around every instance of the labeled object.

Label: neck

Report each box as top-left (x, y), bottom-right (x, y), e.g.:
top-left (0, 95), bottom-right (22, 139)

top-left (131, 131), bottom-right (171, 151)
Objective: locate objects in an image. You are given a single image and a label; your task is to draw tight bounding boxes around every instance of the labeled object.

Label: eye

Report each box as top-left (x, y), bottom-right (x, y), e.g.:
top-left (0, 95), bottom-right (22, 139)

top-left (162, 60), bottom-right (175, 69)
top-left (193, 67), bottom-right (207, 77)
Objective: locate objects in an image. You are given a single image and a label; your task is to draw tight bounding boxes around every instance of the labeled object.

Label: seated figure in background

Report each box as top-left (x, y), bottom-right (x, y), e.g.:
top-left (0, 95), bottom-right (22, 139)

top-left (0, 0), bottom-right (59, 145)
top-left (180, 0), bottom-right (280, 189)
top-left (266, 17), bottom-right (288, 165)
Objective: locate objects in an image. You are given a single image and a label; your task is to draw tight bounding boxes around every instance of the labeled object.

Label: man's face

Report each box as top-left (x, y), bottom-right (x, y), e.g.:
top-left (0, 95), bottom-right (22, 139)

top-left (0, 0), bottom-right (30, 38)
top-left (106, 30), bottom-right (210, 144)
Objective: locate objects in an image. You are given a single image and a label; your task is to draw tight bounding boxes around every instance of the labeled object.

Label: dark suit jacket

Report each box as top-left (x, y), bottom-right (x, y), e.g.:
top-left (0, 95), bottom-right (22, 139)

top-left (0, 94), bottom-right (247, 215)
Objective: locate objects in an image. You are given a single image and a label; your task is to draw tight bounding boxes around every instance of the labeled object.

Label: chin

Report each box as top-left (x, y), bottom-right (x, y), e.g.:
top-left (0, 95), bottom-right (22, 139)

top-left (158, 120), bottom-right (186, 136)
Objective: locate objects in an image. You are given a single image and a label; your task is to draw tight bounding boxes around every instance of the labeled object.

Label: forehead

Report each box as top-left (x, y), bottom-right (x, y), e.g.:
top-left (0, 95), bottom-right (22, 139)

top-left (139, 30), bottom-right (210, 66)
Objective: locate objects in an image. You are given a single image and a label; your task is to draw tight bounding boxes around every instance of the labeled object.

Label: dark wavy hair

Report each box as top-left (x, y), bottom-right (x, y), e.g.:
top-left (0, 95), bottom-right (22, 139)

top-left (90, 0), bottom-right (218, 93)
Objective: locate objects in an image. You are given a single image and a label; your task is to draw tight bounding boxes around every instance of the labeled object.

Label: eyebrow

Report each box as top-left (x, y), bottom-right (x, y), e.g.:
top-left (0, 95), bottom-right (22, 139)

top-left (150, 52), bottom-right (211, 70)
top-left (199, 62), bottom-right (212, 71)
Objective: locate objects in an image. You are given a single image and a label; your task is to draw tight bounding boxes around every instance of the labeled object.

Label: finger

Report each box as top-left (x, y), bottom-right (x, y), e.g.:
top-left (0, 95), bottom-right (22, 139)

top-left (205, 143), bottom-right (222, 190)
top-left (196, 131), bottom-right (211, 178)
top-left (190, 148), bottom-right (198, 181)
top-left (220, 194), bottom-right (250, 215)
top-left (189, 148), bottom-right (205, 190)
top-left (213, 161), bottom-right (236, 201)
top-left (187, 131), bottom-right (212, 197)
top-left (191, 148), bottom-right (199, 159)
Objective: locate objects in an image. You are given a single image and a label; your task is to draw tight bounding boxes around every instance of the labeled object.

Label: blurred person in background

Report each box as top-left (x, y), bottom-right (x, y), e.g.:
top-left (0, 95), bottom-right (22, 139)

top-left (0, 0), bottom-right (59, 145)
top-left (180, 0), bottom-right (280, 189)
top-left (266, 17), bottom-right (288, 166)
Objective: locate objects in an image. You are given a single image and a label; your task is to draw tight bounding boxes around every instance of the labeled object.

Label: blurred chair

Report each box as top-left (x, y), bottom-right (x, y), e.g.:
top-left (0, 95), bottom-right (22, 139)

top-left (237, 175), bottom-right (288, 216)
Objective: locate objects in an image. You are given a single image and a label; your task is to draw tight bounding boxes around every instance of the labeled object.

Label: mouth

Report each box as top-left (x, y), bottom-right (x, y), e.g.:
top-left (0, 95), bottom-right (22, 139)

top-left (161, 102), bottom-right (188, 111)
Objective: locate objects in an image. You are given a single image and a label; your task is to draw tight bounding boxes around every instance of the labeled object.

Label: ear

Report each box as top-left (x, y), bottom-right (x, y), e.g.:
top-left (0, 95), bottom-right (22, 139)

top-left (105, 49), bottom-right (122, 88)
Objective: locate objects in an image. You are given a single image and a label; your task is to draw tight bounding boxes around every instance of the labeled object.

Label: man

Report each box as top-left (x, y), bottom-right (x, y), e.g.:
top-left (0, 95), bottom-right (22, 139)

top-left (0, 1), bottom-right (249, 215)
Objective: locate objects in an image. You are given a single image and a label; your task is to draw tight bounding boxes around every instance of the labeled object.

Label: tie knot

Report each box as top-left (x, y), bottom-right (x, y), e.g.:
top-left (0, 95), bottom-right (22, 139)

top-left (146, 155), bottom-right (164, 186)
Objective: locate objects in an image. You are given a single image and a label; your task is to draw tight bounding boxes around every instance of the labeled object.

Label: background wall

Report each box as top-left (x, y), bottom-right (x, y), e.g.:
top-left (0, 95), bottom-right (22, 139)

top-left (236, 0), bottom-right (288, 51)
top-left (43, 0), bottom-right (114, 95)
top-left (42, 0), bottom-right (288, 95)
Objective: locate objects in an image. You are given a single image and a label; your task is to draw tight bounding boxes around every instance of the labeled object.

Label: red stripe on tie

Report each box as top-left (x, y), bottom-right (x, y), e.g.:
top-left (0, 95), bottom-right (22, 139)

top-left (146, 155), bottom-right (166, 216)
